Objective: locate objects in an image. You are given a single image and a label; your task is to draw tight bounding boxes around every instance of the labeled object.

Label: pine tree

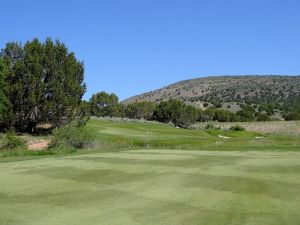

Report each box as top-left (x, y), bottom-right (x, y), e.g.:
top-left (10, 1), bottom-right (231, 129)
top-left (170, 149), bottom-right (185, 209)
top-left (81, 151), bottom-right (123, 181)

top-left (0, 58), bottom-right (12, 130)
top-left (1, 38), bottom-right (86, 132)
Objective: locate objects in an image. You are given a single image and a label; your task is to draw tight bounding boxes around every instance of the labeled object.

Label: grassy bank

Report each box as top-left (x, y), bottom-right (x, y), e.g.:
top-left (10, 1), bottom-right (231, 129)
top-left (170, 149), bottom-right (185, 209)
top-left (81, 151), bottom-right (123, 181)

top-left (86, 118), bottom-right (300, 151)
top-left (1, 119), bottom-right (300, 161)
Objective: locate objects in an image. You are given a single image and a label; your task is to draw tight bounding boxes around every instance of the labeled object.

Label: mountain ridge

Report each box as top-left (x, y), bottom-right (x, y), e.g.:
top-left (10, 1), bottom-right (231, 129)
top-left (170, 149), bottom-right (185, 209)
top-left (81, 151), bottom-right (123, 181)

top-left (123, 75), bottom-right (300, 113)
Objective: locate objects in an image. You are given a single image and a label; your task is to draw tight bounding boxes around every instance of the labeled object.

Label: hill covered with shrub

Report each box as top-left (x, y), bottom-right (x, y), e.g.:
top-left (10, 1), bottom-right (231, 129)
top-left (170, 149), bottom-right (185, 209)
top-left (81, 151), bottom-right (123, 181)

top-left (123, 75), bottom-right (300, 120)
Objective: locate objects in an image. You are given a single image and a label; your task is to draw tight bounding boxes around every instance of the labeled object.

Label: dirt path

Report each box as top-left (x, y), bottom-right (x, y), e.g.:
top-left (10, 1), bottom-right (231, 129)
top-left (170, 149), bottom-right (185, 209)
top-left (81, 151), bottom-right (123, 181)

top-left (27, 140), bottom-right (50, 151)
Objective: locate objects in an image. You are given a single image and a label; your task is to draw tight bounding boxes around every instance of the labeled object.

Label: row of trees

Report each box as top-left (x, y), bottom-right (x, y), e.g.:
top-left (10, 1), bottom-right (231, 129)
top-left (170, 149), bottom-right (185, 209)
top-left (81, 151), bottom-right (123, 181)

top-left (89, 92), bottom-right (285, 128)
top-left (0, 38), bottom-right (87, 132)
top-left (1, 38), bottom-right (298, 132)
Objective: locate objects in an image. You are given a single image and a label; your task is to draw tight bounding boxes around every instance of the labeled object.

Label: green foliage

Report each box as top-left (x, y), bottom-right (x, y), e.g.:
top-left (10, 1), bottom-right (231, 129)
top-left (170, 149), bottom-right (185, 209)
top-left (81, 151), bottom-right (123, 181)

top-left (90, 91), bottom-right (122, 117)
top-left (256, 113), bottom-right (271, 121)
top-left (283, 112), bottom-right (300, 121)
top-left (72, 100), bottom-right (91, 127)
top-left (204, 123), bottom-right (220, 130)
top-left (236, 110), bottom-right (254, 122)
top-left (0, 131), bottom-right (26, 150)
top-left (212, 101), bottom-right (222, 108)
top-left (153, 99), bottom-right (198, 128)
top-left (281, 95), bottom-right (300, 121)
top-left (197, 108), bottom-right (237, 122)
top-left (125, 101), bottom-right (156, 120)
top-left (0, 58), bottom-right (12, 130)
top-left (50, 124), bottom-right (94, 150)
top-left (258, 103), bottom-right (276, 115)
top-left (213, 109), bottom-right (237, 122)
top-left (229, 125), bottom-right (246, 131)
top-left (203, 102), bottom-right (209, 107)
top-left (1, 38), bottom-right (86, 132)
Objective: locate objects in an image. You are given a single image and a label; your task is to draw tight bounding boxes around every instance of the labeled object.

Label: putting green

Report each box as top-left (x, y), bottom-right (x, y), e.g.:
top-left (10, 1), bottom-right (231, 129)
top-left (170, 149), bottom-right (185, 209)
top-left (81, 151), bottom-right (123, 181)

top-left (1, 150), bottom-right (300, 225)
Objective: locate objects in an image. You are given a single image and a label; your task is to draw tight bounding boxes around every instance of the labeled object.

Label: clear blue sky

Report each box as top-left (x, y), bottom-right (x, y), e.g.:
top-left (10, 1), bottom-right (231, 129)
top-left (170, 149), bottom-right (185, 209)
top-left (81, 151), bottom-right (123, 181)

top-left (1, 0), bottom-right (300, 100)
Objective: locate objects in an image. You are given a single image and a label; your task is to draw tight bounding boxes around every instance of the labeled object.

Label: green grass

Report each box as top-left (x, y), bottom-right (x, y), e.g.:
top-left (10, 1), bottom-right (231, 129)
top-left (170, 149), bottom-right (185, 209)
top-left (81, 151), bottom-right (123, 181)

top-left (1, 119), bottom-right (300, 224)
top-left (1, 150), bottom-right (300, 225)
top-left (1, 119), bottom-right (300, 162)
top-left (86, 118), bottom-right (300, 151)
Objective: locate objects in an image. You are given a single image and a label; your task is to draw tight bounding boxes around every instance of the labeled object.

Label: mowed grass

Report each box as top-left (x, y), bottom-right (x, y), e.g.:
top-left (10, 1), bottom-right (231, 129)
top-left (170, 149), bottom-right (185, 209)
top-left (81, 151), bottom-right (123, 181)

top-left (1, 150), bottom-right (300, 225)
top-left (86, 119), bottom-right (300, 151)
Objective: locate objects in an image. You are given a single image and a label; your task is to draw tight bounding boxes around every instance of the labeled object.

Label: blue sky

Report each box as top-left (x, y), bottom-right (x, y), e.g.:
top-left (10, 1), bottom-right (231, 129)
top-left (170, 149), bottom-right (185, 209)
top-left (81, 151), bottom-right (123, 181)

top-left (1, 0), bottom-right (300, 100)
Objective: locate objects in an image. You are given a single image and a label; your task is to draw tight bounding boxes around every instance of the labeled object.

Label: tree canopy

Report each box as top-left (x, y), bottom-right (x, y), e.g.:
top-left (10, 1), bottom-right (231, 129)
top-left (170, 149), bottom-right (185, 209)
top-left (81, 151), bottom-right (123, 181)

top-left (0, 58), bottom-right (12, 130)
top-left (1, 38), bottom-right (86, 132)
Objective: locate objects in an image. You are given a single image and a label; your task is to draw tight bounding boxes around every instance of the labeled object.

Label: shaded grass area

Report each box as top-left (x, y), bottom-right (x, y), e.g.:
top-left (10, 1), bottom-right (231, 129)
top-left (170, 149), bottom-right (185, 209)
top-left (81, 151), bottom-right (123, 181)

top-left (1, 150), bottom-right (300, 225)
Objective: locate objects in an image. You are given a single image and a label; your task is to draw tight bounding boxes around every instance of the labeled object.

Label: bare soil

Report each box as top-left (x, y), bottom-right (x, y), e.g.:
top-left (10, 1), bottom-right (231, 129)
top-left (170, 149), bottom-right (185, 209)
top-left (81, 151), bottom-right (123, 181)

top-left (27, 140), bottom-right (50, 151)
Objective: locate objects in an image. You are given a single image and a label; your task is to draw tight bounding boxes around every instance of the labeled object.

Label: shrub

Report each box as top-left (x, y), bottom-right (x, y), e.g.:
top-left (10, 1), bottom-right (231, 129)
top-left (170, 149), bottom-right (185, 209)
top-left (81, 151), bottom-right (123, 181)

top-left (256, 113), bottom-right (271, 121)
top-left (204, 123), bottom-right (220, 130)
top-left (236, 110), bottom-right (254, 122)
top-left (229, 125), bottom-right (245, 131)
top-left (50, 124), bottom-right (94, 149)
top-left (283, 112), bottom-right (300, 121)
top-left (125, 101), bottom-right (156, 120)
top-left (213, 102), bottom-right (222, 108)
top-left (153, 99), bottom-right (198, 128)
top-left (89, 91), bottom-right (121, 117)
top-left (0, 131), bottom-right (26, 150)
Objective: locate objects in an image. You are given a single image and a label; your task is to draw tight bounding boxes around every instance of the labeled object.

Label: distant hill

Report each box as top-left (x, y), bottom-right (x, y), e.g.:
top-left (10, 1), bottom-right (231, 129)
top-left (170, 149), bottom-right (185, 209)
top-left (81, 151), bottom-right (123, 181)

top-left (123, 75), bottom-right (300, 115)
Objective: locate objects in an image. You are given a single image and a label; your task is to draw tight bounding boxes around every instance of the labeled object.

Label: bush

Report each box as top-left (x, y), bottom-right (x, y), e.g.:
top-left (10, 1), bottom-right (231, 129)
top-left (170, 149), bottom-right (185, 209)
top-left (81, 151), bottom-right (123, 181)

top-left (125, 101), bottom-right (156, 120)
top-left (0, 131), bottom-right (26, 150)
top-left (283, 112), bottom-right (300, 121)
top-left (229, 125), bottom-right (245, 131)
top-left (203, 102), bottom-right (209, 107)
top-left (50, 124), bottom-right (94, 149)
top-left (256, 113), bottom-right (271, 121)
top-left (204, 123), bottom-right (220, 130)
top-left (153, 99), bottom-right (198, 128)
top-left (213, 102), bottom-right (222, 108)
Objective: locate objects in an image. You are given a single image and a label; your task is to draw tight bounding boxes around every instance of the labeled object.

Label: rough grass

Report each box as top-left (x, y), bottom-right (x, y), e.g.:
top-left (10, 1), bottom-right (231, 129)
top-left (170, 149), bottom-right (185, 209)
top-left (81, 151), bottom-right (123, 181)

top-left (1, 150), bottom-right (300, 225)
top-left (1, 119), bottom-right (300, 161)
top-left (86, 119), bottom-right (300, 151)
top-left (194, 120), bottom-right (300, 135)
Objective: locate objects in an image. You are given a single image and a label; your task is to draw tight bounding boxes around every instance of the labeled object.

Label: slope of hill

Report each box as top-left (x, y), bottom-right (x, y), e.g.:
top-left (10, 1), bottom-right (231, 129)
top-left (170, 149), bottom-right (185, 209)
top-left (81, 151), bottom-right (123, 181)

top-left (123, 75), bottom-right (300, 113)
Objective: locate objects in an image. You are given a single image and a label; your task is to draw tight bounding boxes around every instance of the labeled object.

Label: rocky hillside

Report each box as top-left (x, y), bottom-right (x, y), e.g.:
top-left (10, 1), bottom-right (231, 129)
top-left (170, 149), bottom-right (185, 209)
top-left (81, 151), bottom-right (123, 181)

top-left (123, 75), bottom-right (300, 113)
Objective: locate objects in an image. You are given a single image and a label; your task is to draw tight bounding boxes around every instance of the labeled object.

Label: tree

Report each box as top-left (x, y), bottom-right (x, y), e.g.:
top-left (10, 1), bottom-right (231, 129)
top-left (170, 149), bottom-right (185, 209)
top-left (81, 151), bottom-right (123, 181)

top-left (175, 105), bottom-right (199, 128)
top-left (213, 109), bottom-right (236, 122)
top-left (125, 101), bottom-right (156, 120)
top-left (89, 91), bottom-right (120, 117)
top-left (236, 110), bottom-right (254, 122)
top-left (153, 99), bottom-right (198, 128)
top-left (1, 38), bottom-right (86, 131)
top-left (283, 112), bottom-right (300, 121)
top-left (0, 58), bottom-right (12, 130)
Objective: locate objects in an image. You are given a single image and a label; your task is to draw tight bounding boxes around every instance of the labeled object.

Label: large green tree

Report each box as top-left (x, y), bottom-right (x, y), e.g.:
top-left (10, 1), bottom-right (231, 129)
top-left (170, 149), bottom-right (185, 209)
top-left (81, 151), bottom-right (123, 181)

top-left (153, 99), bottom-right (198, 128)
top-left (90, 91), bottom-right (121, 117)
top-left (0, 58), bottom-right (12, 130)
top-left (125, 101), bottom-right (156, 120)
top-left (1, 38), bottom-right (86, 131)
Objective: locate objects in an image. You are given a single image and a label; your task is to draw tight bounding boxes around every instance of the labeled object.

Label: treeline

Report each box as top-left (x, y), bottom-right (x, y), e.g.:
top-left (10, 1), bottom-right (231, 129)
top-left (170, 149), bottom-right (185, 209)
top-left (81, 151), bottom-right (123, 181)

top-left (89, 91), bottom-right (298, 128)
top-left (0, 38), bottom-right (88, 132)
top-left (1, 38), bottom-right (299, 133)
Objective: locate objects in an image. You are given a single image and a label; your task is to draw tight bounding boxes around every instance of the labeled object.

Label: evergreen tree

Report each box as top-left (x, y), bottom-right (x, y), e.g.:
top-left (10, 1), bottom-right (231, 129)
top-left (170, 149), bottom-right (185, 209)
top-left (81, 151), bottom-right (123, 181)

top-left (90, 91), bottom-right (119, 117)
top-left (153, 99), bottom-right (198, 128)
top-left (125, 101), bottom-right (156, 120)
top-left (1, 38), bottom-right (86, 131)
top-left (0, 58), bottom-right (12, 130)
